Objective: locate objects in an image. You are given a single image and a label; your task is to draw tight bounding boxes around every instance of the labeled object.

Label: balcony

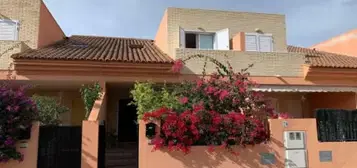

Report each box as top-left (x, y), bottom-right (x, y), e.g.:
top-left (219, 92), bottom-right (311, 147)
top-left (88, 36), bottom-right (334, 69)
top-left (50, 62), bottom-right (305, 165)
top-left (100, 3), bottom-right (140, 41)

top-left (175, 48), bottom-right (305, 77)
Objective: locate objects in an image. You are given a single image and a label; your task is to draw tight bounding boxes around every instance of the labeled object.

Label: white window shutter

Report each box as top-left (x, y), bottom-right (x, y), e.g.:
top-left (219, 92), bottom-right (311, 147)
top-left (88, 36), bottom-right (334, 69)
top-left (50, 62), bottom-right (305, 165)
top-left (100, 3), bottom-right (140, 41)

top-left (179, 27), bottom-right (185, 48)
top-left (245, 34), bottom-right (258, 51)
top-left (214, 28), bottom-right (229, 50)
top-left (0, 20), bottom-right (18, 41)
top-left (258, 35), bottom-right (273, 52)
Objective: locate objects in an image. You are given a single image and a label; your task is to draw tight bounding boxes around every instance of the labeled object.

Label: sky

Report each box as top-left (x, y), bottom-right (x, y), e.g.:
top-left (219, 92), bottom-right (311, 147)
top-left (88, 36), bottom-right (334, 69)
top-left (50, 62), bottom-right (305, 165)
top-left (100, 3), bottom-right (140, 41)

top-left (44, 0), bottom-right (357, 47)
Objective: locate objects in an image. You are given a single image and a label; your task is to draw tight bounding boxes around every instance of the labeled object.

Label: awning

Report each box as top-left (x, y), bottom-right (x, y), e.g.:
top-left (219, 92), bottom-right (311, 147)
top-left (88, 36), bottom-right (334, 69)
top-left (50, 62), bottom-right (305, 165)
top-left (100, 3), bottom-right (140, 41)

top-left (252, 85), bottom-right (357, 93)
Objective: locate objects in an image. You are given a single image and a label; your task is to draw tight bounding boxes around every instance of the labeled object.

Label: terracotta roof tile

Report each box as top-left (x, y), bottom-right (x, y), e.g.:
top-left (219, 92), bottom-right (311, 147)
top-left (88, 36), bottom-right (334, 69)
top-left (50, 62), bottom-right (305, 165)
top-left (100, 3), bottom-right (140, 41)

top-left (288, 45), bottom-right (357, 68)
top-left (12, 35), bottom-right (174, 64)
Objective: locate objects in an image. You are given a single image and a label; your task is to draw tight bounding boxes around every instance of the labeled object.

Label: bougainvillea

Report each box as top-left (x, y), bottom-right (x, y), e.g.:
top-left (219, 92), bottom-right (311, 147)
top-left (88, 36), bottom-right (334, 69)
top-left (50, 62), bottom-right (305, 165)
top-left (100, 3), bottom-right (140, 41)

top-left (134, 54), bottom-right (287, 154)
top-left (0, 86), bottom-right (37, 162)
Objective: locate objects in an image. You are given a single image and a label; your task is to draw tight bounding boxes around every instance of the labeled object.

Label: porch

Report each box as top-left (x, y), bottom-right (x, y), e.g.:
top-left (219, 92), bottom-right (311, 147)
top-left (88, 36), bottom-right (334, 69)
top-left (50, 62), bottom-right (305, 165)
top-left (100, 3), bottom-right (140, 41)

top-left (4, 80), bottom-right (357, 168)
top-left (103, 84), bottom-right (357, 134)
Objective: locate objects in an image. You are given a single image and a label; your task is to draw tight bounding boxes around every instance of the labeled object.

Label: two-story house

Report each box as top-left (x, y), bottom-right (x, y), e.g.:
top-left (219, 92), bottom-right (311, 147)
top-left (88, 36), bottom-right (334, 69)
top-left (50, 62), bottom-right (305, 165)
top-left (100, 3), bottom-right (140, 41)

top-left (5, 7), bottom-right (357, 168)
top-left (154, 8), bottom-right (357, 119)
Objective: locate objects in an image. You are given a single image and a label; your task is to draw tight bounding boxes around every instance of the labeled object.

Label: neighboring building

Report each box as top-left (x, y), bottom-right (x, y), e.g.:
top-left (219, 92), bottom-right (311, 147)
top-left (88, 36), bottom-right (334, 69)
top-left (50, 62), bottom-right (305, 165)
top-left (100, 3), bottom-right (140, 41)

top-left (311, 29), bottom-right (357, 56)
top-left (0, 0), bottom-right (80, 126)
top-left (154, 8), bottom-right (357, 118)
top-left (4, 7), bottom-right (357, 168)
top-left (0, 0), bottom-right (65, 69)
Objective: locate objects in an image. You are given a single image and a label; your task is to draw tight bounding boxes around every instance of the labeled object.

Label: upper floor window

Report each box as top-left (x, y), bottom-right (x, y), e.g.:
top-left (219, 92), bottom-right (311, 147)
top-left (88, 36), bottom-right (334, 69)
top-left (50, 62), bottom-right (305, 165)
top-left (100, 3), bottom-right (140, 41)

top-left (245, 33), bottom-right (273, 52)
top-left (0, 19), bottom-right (19, 41)
top-left (180, 28), bottom-right (229, 50)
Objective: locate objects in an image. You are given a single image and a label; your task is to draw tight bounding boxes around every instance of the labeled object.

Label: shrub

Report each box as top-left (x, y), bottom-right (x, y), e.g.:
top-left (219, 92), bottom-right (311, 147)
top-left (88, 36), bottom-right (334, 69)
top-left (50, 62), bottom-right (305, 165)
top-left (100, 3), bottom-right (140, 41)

top-left (130, 82), bottom-right (180, 120)
top-left (0, 86), bottom-right (37, 162)
top-left (133, 54), bottom-right (275, 154)
top-left (80, 82), bottom-right (102, 119)
top-left (32, 95), bottom-right (69, 125)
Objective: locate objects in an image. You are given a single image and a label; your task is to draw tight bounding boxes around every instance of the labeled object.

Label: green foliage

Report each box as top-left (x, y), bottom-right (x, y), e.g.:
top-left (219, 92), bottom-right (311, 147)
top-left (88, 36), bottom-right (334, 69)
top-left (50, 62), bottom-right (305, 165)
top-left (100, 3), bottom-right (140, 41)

top-left (80, 82), bottom-right (102, 119)
top-left (32, 95), bottom-right (69, 125)
top-left (130, 82), bottom-right (180, 120)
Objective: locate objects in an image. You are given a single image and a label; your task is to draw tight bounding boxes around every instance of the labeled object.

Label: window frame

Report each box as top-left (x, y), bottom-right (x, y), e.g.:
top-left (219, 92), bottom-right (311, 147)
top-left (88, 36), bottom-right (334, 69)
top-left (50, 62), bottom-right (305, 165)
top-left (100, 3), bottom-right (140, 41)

top-left (0, 19), bottom-right (20, 41)
top-left (245, 33), bottom-right (273, 52)
top-left (184, 31), bottom-right (215, 50)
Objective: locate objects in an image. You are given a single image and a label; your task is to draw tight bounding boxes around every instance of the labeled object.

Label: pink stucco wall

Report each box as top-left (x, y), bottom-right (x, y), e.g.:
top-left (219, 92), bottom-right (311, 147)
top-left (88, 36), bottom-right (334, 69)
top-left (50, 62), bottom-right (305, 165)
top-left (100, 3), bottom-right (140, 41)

top-left (81, 120), bottom-right (100, 168)
top-left (0, 122), bottom-right (39, 168)
top-left (139, 119), bottom-right (357, 168)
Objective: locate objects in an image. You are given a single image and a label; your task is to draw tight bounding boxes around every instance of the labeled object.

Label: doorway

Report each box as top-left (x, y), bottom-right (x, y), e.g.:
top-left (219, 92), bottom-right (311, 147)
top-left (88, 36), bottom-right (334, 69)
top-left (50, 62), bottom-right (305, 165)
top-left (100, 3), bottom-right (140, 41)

top-left (117, 99), bottom-right (138, 142)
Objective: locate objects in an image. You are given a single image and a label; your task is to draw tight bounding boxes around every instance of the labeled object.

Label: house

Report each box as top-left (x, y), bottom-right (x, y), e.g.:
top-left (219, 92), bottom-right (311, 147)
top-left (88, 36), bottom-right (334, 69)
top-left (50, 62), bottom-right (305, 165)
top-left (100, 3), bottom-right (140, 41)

top-left (311, 29), bottom-right (357, 56)
top-left (4, 6), bottom-right (357, 168)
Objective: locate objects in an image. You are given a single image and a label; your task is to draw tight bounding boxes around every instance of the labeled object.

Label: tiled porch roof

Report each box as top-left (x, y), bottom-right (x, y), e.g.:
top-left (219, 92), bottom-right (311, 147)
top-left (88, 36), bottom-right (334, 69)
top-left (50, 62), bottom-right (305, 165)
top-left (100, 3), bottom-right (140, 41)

top-left (288, 45), bottom-right (357, 68)
top-left (12, 35), bottom-right (174, 64)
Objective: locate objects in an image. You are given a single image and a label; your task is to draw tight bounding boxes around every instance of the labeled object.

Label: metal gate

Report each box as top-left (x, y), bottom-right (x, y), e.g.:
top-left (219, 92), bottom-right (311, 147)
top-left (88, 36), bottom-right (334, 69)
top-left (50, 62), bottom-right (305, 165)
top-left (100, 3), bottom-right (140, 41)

top-left (37, 126), bottom-right (82, 168)
top-left (316, 109), bottom-right (357, 142)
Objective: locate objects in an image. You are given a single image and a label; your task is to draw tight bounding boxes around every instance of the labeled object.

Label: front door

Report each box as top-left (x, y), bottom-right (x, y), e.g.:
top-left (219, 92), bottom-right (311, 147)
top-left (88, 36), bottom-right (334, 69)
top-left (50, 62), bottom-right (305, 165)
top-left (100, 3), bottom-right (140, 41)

top-left (118, 99), bottom-right (138, 142)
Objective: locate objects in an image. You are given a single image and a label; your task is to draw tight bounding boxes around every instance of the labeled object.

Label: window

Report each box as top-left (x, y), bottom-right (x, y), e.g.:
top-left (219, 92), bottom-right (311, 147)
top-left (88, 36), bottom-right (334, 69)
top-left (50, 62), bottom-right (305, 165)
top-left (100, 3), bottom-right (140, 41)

top-left (184, 33), bottom-right (214, 49)
top-left (0, 19), bottom-right (19, 41)
top-left (245, 33), bottom-right (273, 52)
top-left (180, 27), bottom-right (229, 50)
top-left (199, 34), bottom-right (214, 49)
top-left (185, 33), bottom-right (197, 48)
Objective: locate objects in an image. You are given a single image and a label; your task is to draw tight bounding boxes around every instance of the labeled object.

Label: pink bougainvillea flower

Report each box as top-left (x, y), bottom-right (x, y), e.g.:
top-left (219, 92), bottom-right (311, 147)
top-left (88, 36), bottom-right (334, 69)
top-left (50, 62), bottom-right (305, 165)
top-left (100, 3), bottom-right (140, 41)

top-left (6, 106), bottom-right (11, 112)
top-left (196, 79), bottom-right (203, 88)
top-left (219, 90), bottom-right (229, 101)
top-left (4, 137), bottom-right (14, 146)
top-left (278, 112), bottom-right (290, 119)
top-left (172, 59), bottom-right (184, 73)
top-left (192, 102), bottom-right (204, 113)
top-left (205, 86), bottom-right (216, 94)
top-left (179, 97), bottom-right (189, 104)
top-left (239, 87), bottom-right (246, 93)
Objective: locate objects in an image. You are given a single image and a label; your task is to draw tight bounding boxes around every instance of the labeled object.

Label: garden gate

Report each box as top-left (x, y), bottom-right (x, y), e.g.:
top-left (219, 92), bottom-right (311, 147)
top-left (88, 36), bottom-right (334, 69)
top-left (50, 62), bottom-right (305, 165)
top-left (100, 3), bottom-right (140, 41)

top-left (37, 126), bottom-right (82, 168)
top-left (316, 109), bottom-right (357, 142)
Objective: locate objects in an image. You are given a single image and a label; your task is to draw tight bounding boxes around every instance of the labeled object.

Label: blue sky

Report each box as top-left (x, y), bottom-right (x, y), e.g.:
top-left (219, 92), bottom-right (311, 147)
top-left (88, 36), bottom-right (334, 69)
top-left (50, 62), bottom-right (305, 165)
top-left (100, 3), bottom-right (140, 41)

top-left (44, 0), bottom-right (357, 47)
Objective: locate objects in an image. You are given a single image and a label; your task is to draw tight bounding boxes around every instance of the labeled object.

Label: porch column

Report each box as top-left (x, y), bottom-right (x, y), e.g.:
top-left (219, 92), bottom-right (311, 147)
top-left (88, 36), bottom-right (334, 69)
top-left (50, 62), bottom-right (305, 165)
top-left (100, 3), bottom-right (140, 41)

top-left (81, 81), bottom-right (107, 168)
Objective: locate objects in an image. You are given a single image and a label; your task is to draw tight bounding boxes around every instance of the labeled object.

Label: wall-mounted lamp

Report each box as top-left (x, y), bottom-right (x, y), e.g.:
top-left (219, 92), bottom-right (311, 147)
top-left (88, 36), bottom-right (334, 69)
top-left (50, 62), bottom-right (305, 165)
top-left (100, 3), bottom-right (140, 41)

top-left (255, 28), bottom-right (263, 34)
top-left (301, 95), bottom-right (306, 102)
top-left (145, 122), bottom-right (157, 139)
top-left (197, 27), bottom-right (205, 32)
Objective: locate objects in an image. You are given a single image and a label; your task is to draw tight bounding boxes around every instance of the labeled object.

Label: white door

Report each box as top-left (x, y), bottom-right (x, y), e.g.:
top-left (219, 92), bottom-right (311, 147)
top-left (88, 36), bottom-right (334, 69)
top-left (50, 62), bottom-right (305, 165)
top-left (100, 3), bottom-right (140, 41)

top-left (214, 28), bottom-right (229, 50)
top-left (179, 27), bottom-right (185, 48)
top-left (285, 150), bottom-right (307, 168)
top-left (259, 35), bottom-right (273, 52)
top-left (0, 20), bottom-right (18, 40)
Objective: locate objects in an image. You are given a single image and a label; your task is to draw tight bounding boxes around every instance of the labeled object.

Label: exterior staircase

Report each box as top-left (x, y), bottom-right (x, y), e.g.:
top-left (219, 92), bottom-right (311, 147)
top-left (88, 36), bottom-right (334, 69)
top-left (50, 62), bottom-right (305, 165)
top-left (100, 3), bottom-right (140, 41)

top-left (106, 142), bottom-right (138, 168)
